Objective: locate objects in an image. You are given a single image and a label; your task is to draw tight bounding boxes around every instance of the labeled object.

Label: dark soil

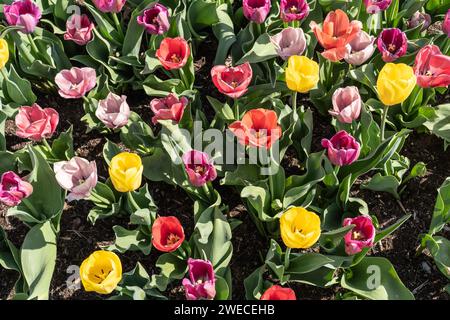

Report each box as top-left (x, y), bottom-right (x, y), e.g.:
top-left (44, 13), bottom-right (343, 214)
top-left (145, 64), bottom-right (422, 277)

top-left (1, 35), bottom-right (449, 300)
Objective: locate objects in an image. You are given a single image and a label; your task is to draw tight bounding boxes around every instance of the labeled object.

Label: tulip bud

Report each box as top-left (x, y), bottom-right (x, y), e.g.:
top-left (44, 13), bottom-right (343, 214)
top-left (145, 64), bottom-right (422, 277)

top-left (109, 152), bottom-right (143, 192)
top-left (329, 86), bottom-right (362, 124)
top-left (64, 14), bottom-right (94, 46)
top-left (182, 258), bottom-right (216, 300)
top-left (96, 92), bottom-right (130, 129)
top-left (270, 27), bottom-right (306, 61)
top-left (15, 104), bottom-right (59, 141)
top-left (243, 0), bottom-right (271, 24)
top-left (413, 45), bottom-right (450, 88)
top-left (344, 30), bottom-right (376, 66)
top-left (55, 67), bottom-right (97, 99)
top-left (364, 0), bottom-right (392, 14)
top-left (280, 207), bottom-right (321, 249)
top-left (156, 37), bottom-right (190, 70)
top-left (343, 216), bottom-right (375, 255)
top-left (443, 9), bottom-right (450, 38)
top-left (285, 55), bottom-right (319, 93)
top-left (377, 63), bottom-right (416, 106)
top-left (280, 0), bottom-right (309, 23)
top-left (182, 150), bottom-right (217, 187)
top-left (150, 94), bottom-right (188, 125)
top-left (407, 11), bottom-right (431, 31)
top-left (0, 39), bottom-right (9, 69)
top-left (4, 0), bottom-right (42, 34)
top-left (321, 131), bottom-right (360, 166)
top-left (261, 285), bottom-right (296, 300)
top-left (137, 3), bottom-right (170, 35)
top-left (377, 28), bottom-right (408, 62)
top-left (80, 251), bottom-right (122, 294)
top-left (211, 62), bottom-right (253, 99)
top-left (54, 157), bottom-right (98, 202)
top-left (92, 0), bottom-right (126, 13)
top-left (0, 171), bottom-right (33, 207)
top-left (152, 216), bottom-right (185, 252)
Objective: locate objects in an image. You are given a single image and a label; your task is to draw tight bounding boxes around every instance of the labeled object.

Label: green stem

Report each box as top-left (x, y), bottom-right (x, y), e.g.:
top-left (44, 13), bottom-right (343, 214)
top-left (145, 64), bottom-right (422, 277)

top-left (201, 183), bottom-right (214, 203)
top-left (112, 13), bottom-right (124, 38)
top-left (42, 138), bottom-right (57, 159)
top-left (284, 247), bottom-right (291, 269)
top-left (292, 91), bottom-right (297, 110)
top-left (26, 33), bottom-right (39, 56)
top-left (21, 198), bottom-right (41, 219)
top-left (127, 191), bottom-right (140, 212)
top-left (234, 99), bottom-right (240, 120)
top-left (178, 67), bottom-right (190, 90)
top-left (0, 67), bottom-right (8, 81)
top-left (380, 105), bottom-right (389, 141)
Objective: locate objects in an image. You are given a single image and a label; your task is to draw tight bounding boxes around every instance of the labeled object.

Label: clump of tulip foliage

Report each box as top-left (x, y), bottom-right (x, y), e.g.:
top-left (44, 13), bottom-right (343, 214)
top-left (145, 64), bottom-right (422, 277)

top-left (0, 0), bottom-right (449, 301)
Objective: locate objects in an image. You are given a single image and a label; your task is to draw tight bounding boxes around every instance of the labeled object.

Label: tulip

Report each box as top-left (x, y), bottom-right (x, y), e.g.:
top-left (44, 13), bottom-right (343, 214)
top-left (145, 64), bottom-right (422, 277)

top-left (443, 10), bottom-right (450, 37)
top-left (407, 11), bottom-right (431, 31)
top-left (64, 14), bottom-right (94, 46)
top-left (0, 39), bottom-right (9, 69)
top-left (363, 0), bottom-right (392, 14)
top-left (4, 0), bottom-right (42, 34)
top-left (280, 207), bottom-right (321, 249)
top-left (109, 152), bottom-right (143, 193)
top-left (211, 62), bottom-right (253, 99)
top-left (182, 258), bottom-right (216, 300)
top-left (150, 94), bottom-right (188, 125)
top-left (54, 157), bottom-right (98, 202)
top-left (280, 0), bottom-right (309, 23)
top-left (260, 285), bottom-right (296, 300)
top-left (55, 67), bottom-right (97, 99)
top-left (243, 0), bottom-right (271, 24)
top-left (414, 45), bottom-right (450, 88)
top-left (156, 37), bottom-right (190, 70)
top-left (329, 86), bottom-right (362, 124)
top-left (137, 3), bottom-right (170, 35)
top-left (377, 63), bottom-right (416, 106)
top-left (343, 216), bottom-right (375, 255)
top-left (15, 104), bottom-right (59, 141)
top-left (270, 27), bottom-right (306, 61)
top-left (229, 108), bottom-right (282, 149)
top-left (92, 0), bottom-right (126, 13)
top-left (182, 150), bottom-right (217, 187)
top-left (0, 171), bottom-right (33, 207)
top-left (321, 131), bottom-right (360, 166)
top-left (80, 251), bottom-right (122, 294)
top-left (152, 216), bottom-right (185, 252)
top-left (285, 55), bottom-right (319, 93)
top-left (310, 9), bottom-right (362, 62)
top-left (96, 92), bottom-right (130, 129)
top-left (377, 28), bottom-right (408, 62)
top-left (344, 30), bottom-right (376, 66)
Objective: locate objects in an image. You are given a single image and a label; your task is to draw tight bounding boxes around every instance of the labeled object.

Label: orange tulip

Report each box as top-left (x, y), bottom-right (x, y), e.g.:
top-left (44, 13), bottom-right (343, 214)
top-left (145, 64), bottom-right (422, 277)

top-left (310, 9), bottom-right (362, 62)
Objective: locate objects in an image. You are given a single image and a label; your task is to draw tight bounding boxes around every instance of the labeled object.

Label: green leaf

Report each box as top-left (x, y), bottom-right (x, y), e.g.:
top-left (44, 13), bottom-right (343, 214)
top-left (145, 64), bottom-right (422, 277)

top-left (427, 236), bottom-right (450, 279)
top-left (214, 275), bottom-right (230, 300)
top-left (319, 224), bottom-right (355, 251)
top-left (4, 64), bottom-right (36, 105)
top-left (213, 4), bottom-right (236, 65)
top-left (362, 174), bottom-right (400, 200)
top-left (424, 104), bottom-right (450, 148)
top-left (236, 33), bottom-right (278, 65)
top-left (187, 0), bottom-right (219, 39)
top-left (286, 253), bottom-right (334, 274)
top-left (429, 177), bottom-right (450, 235)
top-left (51, 126), bottom-right (74, 160)
top-left (107, 226), bottom-right (152, 255)
top-left (103, 139), bottom-right (121, 166)
top-left (0, 110), bottom-right (6, 151)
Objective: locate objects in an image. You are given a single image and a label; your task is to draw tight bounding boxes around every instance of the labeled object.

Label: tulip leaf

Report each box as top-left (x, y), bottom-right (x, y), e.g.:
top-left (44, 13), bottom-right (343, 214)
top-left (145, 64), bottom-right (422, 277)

top-left (51, 126), bottom-right (74, 161)
top-left (428, 177), bottom-right (450, 236)
top-left (341, 257), bottom-right (414, 300)
top-left (187, 0), bottom-right (219, 39)
top-left (214, 275), bottom-right (230, 300)
top-left (319, 224), bottom-right (355, 251)
top-left (424, 104), bottom-right (450, 150)
top-left (155, 252), bottom-right (188, 280)
top-left (4, 65), bottom-right (36, 105)
top-left (213, 3), bottom-right (236, 65)
top-left (0, 110), bottom-right (6, 152)
top-left (103, 139), bottom-right (122, 166)
top-left (286, 253), bottom-right (334, 274)
top-left (236, 33), bottom-right (278, 65)
top-left (361, 173), bottom-right (401, 199)
top-left (107, 226), bottom-right (152, 255)
top-left (426, 236), bottom-right (450, 279)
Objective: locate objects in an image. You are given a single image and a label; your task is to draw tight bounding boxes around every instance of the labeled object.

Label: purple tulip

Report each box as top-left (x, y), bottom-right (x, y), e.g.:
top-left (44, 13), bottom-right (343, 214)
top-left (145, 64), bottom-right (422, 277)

top-left (54, 157), bottom-right (98, 202)
top-left (95, 92), bottom-right (130, 129)
top-left (377, 28), bottom-right (408, 62)
top-left (182, 258), bottom-right (216, 300)
top-left (243, 0), bottom-right (271, 24)
top-left (321, 131), bottom-right (360, 166)
top-left (363, 0), bottom-right (392, 14)
top-left (64, 14), bottom-right (95, 46)
top-left (407, 11), bottom-right (431, 31)
top-left (55, 67), bottom-right (97, 99)
top-left (344, 30), bottom-right (375, 66)
top-left (3, 0), bottom-right (42, 34)
top-left (343, 216), bottom-right (375, 255)
top-left (280, 0), bottom-right (309, 23)
top-left (329, 86), bottom-right (362, 124)
top-left (0, 171), bottom-right (33, 207)
top-left (182, 150), bottom-right (217, 187)
top-left (137, 3), bottom-right (170, 35)
top-left (270, 27), bottom-right (306, 60)
top-left (443, 9), bottom-right (450, 38)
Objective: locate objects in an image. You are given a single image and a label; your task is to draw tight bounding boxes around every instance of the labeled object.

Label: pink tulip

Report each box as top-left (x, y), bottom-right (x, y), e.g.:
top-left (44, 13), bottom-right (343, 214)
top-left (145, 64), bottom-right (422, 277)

top-left (270, 27), bottom-right (306, 61)
top-left (64, 14), bottom-right (94, 45)
top-left (4, 0), bottom-right (42, 34)
top-left (96, 92), bottom-right (130, 129)
top-left (55, 67), bottom-right (96, 99)
top-left (54, 157), bottom-right (98, 202)
top-left (377, 28), bottom-right (408, 62)
top-left (321, 131), bottom-right (360, 166)
top-left (137, 3), bottom-right (170, 35)
top-left (243, 0), bottom-right (271, 24)
top-left (344, 30), bottom-right (376, 66)
top-left (443, 9), bottom-right (450, 37)
top-left (92, 0), bottom-right (126, 13)
top-left (182, 150), bottom-right (217, 187)
top-left (329, 86), bottom-right (362, 124)
top-left (363, 0), bottom-right (392, 14)
top-left (407, 11), bottom-right (431, 31)
top-left (182, 258), bottom-right (216, 300)
top-left (150, 94), bottom-right (188, 125)
top-left (280, 0), bottom-right (309, 23)
top-left (15, 104), bottom-right (59, 141)
top-left (0, 171), bottom-right (33, 207)
top-left (413, 45), bottom-right (450, 88)
top-left (211, 62), bottom-right (253, 99)
top-left (343, 216), bottom-right (375, 255)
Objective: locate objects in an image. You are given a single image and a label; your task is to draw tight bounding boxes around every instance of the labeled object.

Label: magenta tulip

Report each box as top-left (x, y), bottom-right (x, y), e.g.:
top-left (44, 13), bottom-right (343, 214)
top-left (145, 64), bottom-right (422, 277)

top-left (329, 86), bottom-right (362, 124)
top-left (363, 0), bottom-right (392, 14)
top-left (15, 104), bottom-right (59, 141)
top-left (182, 258), bottom-right (216, 300)
top-left (4, 0), bottom-right (42, 33)
top-left (243, 0), bottom-right (271, 24)
top-left (321, 131), bottom-right (360, 166)
top-left (92, 0), bottom-right (126, 13)
top-left (55, 67), bottom-right (97, 99)
top-left (150, 94), bottom-right (188, 125)
top-left (343, 216), bottom-right (375, 255)
top-left (280, 0), bottom-right (309, 23)
top-left (377, 28), bottom-right (408, 62)
top-left (96, 92), bottom-right (130, 129)
top-left (443, 9), bottom-right (450, 38)
top-left (270, 27), bottom-right (306, 61)
top-left (137, 3), bottom-right (170, 35)
top-left (0, 171), bottom-right (33, 207)
top-left (64, 14), bottom-right (94, 45)
top-left (182, 150), bottom-right (217, 187)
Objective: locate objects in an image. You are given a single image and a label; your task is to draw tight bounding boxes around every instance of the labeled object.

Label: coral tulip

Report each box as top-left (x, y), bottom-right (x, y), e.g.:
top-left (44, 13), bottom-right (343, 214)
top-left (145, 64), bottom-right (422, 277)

top-left (80, 251), bottom-right (122, 294)
top-left (280, 207), bottom-right (321, 249)
top-left (152, 216), bottom-right (185, 252)
top-left (0, 171), bottom-right (33, 207)
top-left (261, 285), bottom-right (296, 300)
top-left (156, 37), bottom-right (190, 70)
top-left (211, 62), bottom-right (253, 99)
top-left (321, 131), bottom-right (360, 166)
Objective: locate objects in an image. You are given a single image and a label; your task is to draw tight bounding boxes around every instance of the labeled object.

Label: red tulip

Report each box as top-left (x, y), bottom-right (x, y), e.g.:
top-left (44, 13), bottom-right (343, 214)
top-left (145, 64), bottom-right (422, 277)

top-left (413, 45), bottom-right (450, 88)
top-left (156, 37), bottom-right (190, 70)
top-left (211, 62), bottom-right (253, 99)
top-left (229, 108), bottom-right (282, 149)
top-left (15, 104), bottom-right (59, 141)
top-left (260, 285), bottom-right (296, 300)
top-left (152, 216), bottom-right (185, 252)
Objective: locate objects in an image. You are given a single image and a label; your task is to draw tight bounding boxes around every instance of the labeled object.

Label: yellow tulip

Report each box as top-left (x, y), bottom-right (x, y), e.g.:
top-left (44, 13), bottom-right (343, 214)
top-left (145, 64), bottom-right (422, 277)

top-left (109, 152), bottom-right (143, 192)
top-left (0, 38), bottom-right (9, 70)
top-left (80, 250), bottom-right (122, 294)
top-left (377, 63), bottom-right (416, 106)
top-left (280, 207), bottom-right (321, 249)
top-left (285, 55), bottom-right (320, 93)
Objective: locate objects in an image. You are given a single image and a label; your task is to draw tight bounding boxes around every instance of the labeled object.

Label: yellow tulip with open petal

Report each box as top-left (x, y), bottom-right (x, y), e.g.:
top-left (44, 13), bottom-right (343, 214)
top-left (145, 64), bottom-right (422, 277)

top-left (280, 207), bottom-right (321, 249)
top-left (80, 250), bottom-right (122, 294)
